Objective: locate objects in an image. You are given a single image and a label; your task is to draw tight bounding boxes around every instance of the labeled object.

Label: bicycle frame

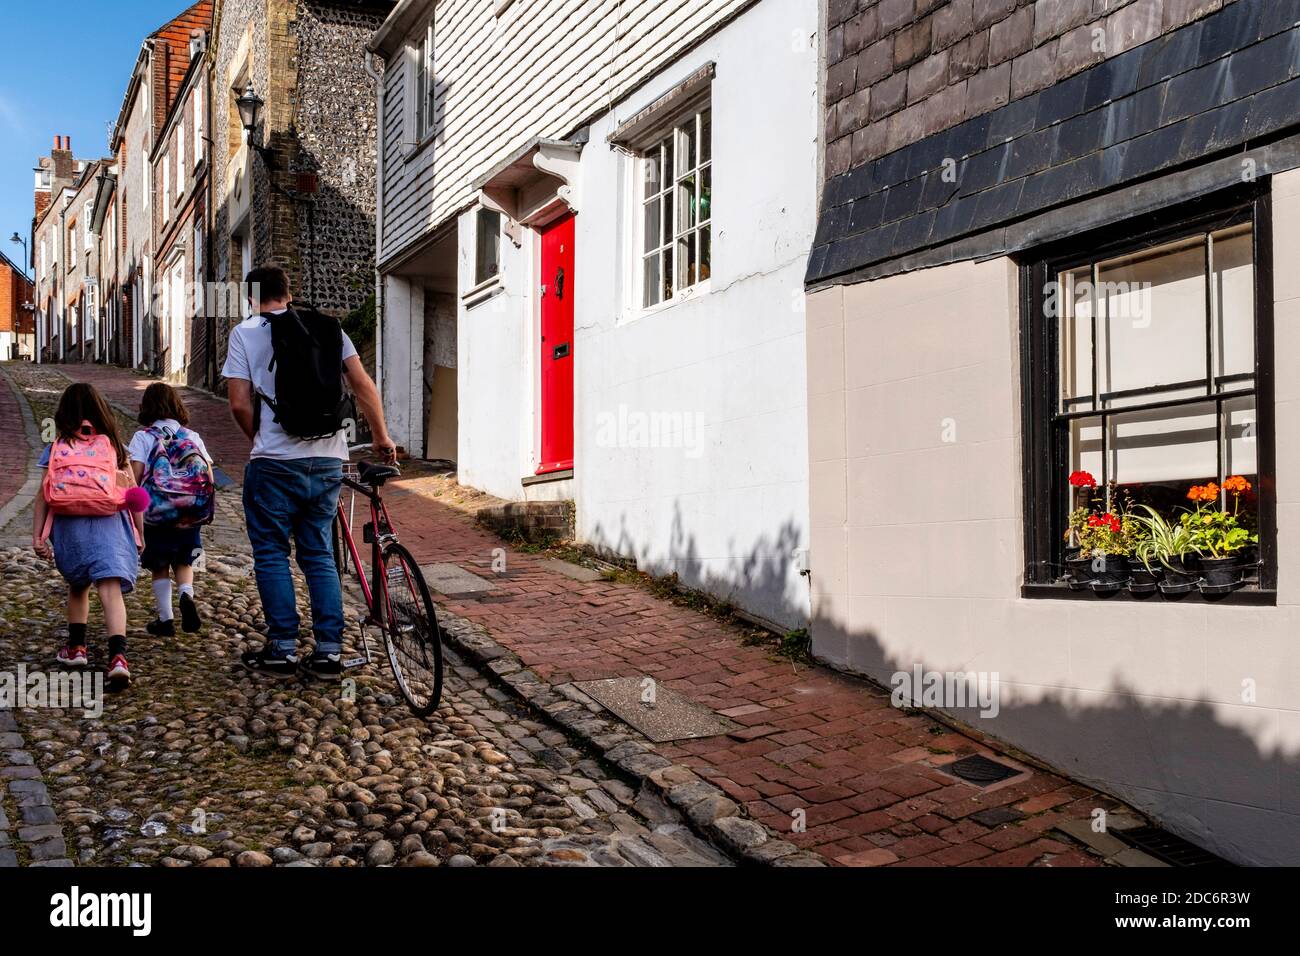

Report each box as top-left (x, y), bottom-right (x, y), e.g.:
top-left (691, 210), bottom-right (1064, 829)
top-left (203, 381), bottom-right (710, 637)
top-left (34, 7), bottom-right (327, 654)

top-left (335, 471), bottom-right (399, 628)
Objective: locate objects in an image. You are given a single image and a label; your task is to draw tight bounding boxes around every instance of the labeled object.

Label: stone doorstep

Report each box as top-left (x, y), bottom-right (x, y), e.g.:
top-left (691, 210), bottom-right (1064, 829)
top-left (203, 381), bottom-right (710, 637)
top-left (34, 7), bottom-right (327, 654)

top-left (432, 611), bottom-right (823, 867)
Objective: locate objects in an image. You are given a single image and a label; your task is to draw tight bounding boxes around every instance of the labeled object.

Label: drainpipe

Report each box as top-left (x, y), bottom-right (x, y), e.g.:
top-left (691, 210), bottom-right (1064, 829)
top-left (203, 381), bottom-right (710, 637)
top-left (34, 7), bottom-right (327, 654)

top-left (365, 50), bottom-right (385, 404)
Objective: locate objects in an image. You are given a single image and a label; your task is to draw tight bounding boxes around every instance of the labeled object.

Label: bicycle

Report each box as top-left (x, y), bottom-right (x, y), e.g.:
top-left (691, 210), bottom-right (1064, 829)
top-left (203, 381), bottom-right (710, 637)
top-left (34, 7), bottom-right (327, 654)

top-left (331, 448), bottom-right (444, 716)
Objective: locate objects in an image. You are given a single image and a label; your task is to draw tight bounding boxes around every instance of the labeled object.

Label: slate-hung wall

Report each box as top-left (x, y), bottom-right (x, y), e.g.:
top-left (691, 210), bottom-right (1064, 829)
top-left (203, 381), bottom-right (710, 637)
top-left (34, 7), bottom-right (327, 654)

top-left (824, 0), bottom-right (1253, 179)
top-left (811, 0), bottom-right (1300, 285)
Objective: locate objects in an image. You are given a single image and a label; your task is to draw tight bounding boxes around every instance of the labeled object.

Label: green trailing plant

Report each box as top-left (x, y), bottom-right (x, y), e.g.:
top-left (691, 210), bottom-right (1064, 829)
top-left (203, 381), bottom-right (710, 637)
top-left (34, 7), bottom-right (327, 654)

top-left (1132, 505), bottom-right (1197, 571)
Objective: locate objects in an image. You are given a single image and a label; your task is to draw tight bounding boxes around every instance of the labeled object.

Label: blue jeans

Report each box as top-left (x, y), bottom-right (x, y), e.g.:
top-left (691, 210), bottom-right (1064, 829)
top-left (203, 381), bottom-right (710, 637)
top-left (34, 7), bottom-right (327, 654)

top-left (243, 457), bottom-right (344, 656)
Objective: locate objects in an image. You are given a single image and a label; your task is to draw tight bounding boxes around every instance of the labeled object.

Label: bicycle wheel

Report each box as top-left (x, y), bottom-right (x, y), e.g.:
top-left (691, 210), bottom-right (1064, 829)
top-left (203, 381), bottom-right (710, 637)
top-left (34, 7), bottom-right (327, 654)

top-left (379, 542), bottom-right (443, 716)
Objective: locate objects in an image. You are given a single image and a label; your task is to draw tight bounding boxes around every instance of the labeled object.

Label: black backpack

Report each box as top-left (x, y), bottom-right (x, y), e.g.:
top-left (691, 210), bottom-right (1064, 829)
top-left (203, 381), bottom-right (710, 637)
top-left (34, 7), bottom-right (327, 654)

top-left (256, 305), bottom-right (351, 440)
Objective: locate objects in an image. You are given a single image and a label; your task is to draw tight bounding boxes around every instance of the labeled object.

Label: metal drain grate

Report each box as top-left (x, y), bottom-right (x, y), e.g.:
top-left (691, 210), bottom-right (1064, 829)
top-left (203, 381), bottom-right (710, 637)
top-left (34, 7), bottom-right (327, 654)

top-left (944, 754), bottom-right (1020, 784)
top-left (1115, 826), bottom-right (1231, 867)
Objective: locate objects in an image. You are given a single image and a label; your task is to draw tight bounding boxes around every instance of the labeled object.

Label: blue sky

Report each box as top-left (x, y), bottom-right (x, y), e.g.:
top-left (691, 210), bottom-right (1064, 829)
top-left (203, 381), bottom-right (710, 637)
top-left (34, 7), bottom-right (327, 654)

top-left (0, 1), bottom-right (190, 274)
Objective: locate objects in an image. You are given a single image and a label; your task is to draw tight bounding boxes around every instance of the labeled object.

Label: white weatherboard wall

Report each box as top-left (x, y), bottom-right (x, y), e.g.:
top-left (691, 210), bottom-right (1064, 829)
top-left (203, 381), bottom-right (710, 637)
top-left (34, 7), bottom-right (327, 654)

top-left (453, 0), bottom-right (818, 626)
top-left (377, 0), bottom-right (769, 267)
top-left (806, 170), bottom-right (1300, 867)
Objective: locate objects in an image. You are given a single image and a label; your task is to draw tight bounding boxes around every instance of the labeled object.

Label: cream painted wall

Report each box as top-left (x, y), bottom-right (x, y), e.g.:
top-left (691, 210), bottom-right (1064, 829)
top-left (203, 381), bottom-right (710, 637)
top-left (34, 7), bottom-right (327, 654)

top-left (807, 170), bottom-right (1300, 866)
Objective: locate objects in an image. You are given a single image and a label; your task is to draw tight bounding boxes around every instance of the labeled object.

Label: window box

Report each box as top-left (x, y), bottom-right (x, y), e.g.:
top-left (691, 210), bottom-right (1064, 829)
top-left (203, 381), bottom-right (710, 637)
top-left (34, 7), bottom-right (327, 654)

top-left (1019, 186), bottom-right (1275, 602)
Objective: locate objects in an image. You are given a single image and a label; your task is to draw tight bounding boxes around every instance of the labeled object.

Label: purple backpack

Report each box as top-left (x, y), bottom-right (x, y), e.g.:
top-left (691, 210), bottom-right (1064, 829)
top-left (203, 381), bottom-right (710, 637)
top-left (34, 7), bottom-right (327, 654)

top-left (142, 425), bottom-right (215, 528)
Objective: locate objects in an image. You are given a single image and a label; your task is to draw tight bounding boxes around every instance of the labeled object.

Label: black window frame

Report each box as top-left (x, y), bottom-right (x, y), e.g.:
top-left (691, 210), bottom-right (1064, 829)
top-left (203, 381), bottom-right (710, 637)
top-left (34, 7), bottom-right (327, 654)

top-left (1019, 183), bottom-right (1276, 602)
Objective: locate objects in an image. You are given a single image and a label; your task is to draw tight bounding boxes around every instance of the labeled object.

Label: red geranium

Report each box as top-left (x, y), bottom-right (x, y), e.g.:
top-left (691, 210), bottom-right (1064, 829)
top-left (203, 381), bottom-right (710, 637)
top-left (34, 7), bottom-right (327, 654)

top-left (1069, 470), bottom-right (1097, 489)
top-left (1087, 512), bottom-right (1122, 533)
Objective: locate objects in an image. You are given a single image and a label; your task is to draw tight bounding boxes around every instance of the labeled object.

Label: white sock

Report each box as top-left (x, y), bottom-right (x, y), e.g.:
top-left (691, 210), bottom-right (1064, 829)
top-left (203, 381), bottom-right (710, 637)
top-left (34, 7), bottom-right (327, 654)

top-left (179, 583), bottom-right (195, 599)
top-left (152, 578), bottom-right (174, 622)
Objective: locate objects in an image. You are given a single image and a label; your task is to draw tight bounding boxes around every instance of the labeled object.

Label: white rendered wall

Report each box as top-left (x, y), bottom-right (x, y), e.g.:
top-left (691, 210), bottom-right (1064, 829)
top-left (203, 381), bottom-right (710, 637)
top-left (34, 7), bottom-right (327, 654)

top-left (806, 170), bottom-right (1300, 866)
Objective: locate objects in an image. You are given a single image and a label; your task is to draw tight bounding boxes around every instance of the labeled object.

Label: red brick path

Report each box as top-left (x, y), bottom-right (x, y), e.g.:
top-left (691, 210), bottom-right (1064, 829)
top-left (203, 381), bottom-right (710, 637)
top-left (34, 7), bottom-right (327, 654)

top-left (379, 482), bottom-right (1113, 867)
top-left (0, 367), bottom-right (32, 512)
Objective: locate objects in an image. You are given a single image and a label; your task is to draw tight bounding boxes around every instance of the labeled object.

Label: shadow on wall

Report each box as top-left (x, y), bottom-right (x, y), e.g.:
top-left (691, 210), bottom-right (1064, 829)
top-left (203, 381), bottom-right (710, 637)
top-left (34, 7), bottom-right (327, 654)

top-left (587, 498), bottom-right (809, 630)
top-left (811, 611), bottom-right (1300, 867)
top-left (581, 494), bottom-right (1296, 864)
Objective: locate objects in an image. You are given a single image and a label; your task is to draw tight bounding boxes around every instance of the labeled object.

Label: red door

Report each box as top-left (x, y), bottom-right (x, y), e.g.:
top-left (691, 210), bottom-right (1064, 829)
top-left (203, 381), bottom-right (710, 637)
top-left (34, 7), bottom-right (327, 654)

top-left (537, 213), bottom-right (575, 474)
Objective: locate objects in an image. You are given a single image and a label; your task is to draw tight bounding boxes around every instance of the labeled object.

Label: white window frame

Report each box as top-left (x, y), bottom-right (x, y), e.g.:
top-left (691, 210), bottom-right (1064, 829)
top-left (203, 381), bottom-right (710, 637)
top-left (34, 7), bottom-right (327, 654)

top-left (410, 20), bottom-right (435, 144)
top-left (194, 83), bottom-right (204, 165)
top-left (84, 201), bottom-right (93, 251)
top-left (177, 123), bottom-right (185, 195)
top-left (637, 105), bottom-right (712, 311)
top-left (161, 156), bottom-right (170, 224)
top-left (68, 222), bottom-right (77, 269)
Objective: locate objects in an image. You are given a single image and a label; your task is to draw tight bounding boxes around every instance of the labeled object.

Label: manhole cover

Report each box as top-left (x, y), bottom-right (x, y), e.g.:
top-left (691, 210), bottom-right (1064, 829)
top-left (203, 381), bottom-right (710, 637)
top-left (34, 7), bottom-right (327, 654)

top-left (1115, 826), bottom-right (1231, 867)
top-left (419, 563), bottom-right (497, 597)
top-left (574, 677), bottom-right (738, 742)
top-left (943, 754), bottom-right (1020, 785)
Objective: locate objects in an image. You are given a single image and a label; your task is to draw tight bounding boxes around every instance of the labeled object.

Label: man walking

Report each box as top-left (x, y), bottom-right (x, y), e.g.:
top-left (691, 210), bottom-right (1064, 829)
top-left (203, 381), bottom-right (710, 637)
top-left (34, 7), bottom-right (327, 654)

top-left (223, 265), bottom-right (396, 679)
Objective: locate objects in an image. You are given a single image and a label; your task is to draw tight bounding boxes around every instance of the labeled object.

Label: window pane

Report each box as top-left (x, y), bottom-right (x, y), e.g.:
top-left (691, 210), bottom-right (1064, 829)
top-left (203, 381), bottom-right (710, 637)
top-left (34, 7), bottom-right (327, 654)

top-left (1068, 416), bottom-right (1104, 497)
top-left (1224, 394), bottom-right (1257, 479)
top-left (1108, 402), bottom-right (1218, 515)
top-left (475, 209), bottom-right (500, 285)
top-left (678, 232), bottom-right (696, 288)
top-left (1059, 266), bottom-right (1094, 412)
top-left (1213, 224), bottom-right (1254, 384)
top-left (1096, 235), bottom-right (1207, 405)
top-left (643, 197), bottom-right (660, 252)
top-left (643, 253), bottom-right (660, 308)
top-left (699, 164), bottom-right (711, 223)
top-left (677, 117), bottom-right (696, 174)
top-left (699, 225), bottom-right (711, 282)
top-left (663, 134), bottom-right (675, 184)
top-left (700, 110), bottom-right (711, 163)
top-left (677, 173), bottom-right (697, 233)
top-left (643, 149), bottom-right (661, 199)
top-left (663, 245), bottom-right (674, 302)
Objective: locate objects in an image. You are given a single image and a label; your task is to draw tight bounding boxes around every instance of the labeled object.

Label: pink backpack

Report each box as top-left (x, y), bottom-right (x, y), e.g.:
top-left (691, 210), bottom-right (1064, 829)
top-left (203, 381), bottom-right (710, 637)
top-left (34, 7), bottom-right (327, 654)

top-left (41, 423), bottom-right (142, 543)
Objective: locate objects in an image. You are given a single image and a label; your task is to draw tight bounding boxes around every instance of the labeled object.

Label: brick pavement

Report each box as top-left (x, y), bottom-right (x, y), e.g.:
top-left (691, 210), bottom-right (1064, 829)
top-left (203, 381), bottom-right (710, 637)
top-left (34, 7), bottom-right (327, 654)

top-left (0, 368), bottom-right (29, 511)
top-left (378, 483), bottom-right (1124, 866)
top-left (8, 362), bottom-right (1131, 866)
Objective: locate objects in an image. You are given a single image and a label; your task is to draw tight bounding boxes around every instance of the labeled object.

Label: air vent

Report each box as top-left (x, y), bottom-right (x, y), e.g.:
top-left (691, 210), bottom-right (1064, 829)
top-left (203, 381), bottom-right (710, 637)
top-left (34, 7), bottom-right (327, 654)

top-left (1115, 826), bottom-right (1231, 867)
top-left (944, 754), bottom-right (1020, 785)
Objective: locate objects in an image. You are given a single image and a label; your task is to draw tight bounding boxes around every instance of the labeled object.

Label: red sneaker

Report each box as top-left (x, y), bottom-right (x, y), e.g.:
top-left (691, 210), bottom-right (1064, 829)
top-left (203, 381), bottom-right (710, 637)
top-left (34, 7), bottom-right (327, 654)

top-left (56, 645), bottom-right (88, 668)
top-left (107, 654), bottom-right (131, 684)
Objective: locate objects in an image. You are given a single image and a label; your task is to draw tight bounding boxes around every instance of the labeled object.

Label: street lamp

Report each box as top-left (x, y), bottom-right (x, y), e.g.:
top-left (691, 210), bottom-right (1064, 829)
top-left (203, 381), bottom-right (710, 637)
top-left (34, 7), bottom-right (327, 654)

top-left (235, 83), bottom-right (276, 167)
top-left (9, 232), bottom-right (28, 278)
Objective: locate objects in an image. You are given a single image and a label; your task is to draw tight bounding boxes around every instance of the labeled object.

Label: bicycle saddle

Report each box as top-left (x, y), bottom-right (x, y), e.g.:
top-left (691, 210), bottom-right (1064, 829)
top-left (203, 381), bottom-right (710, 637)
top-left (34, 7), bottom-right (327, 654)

top-left (357, 461), bottom-right (400, 486)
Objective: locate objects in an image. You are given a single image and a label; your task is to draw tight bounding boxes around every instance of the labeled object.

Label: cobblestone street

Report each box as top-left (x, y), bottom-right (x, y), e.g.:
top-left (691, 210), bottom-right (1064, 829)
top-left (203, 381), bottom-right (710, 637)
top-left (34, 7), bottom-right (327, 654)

top-left (0, 363), bottom-right (728, 868)
top-left (0, 361), bottom-right (1157, 869)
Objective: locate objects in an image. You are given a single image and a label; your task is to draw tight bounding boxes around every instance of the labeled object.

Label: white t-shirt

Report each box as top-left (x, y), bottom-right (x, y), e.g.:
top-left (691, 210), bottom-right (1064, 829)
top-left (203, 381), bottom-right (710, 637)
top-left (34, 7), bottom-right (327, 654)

top-left (128, 419), bottom-right (213, 467)
top-left (220, 309), bottom-right (358, 461)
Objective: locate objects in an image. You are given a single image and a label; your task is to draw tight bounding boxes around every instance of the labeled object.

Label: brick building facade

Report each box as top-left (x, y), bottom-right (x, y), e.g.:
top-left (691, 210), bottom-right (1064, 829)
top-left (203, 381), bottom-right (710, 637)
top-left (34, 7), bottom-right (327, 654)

top-left (0, 250), bottom-right (35, 360)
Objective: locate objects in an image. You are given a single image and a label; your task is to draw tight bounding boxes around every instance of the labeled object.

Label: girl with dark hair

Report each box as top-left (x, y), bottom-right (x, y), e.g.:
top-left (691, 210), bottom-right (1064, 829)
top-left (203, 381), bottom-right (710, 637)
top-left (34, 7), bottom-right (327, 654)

top-left (129, 383), bottom-right (213, 635)
top-left (33, 382), bottom-right (147, 685)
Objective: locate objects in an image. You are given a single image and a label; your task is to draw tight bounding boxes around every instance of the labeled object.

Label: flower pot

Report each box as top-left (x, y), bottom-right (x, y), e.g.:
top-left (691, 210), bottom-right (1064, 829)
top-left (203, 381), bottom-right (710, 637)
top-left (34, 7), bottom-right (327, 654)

top-left (1090, 555), bottom-right (1131, 592)
top-left (1064, 556), bottom-right (1095, 590)
top-left (1198, 555), bottom-right (1244, 593)
top-left (1126, 556), bottom-right (1162, 594)
top-left (1158, 554), bottom-right (1200, 594)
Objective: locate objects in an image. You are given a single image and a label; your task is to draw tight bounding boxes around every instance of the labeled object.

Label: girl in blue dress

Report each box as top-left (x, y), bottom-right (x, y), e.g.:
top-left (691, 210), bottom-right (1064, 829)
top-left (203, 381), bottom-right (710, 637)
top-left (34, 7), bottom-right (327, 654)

top-left (32, 383), bottom-right (145, 685)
